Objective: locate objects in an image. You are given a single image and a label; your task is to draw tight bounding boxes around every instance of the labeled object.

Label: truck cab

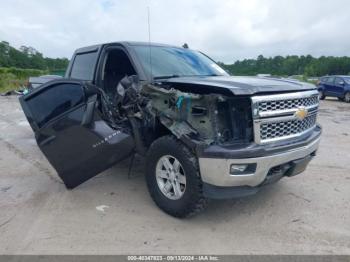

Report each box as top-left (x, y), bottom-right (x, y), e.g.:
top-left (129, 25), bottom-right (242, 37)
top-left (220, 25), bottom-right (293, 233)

top-left (19, 42), bottom-right (322, 217)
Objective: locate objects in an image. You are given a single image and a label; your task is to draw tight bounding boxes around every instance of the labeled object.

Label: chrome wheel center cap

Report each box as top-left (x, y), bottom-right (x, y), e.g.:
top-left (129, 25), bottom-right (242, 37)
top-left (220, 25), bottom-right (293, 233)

top-left (169, 170), bottom-right (175, 181)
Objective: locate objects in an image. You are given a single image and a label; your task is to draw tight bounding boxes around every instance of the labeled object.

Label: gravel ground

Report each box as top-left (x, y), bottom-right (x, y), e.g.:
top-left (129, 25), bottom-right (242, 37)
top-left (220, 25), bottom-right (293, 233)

top-left (0, 96), bottom-right (349, 255)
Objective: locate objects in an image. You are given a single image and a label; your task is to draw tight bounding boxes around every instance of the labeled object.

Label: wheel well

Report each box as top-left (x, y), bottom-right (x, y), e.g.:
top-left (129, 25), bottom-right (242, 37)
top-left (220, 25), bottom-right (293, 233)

top-left (155, 122), bottom-right (172, 138)
top-left (143, 119), bottom-right (172, 148)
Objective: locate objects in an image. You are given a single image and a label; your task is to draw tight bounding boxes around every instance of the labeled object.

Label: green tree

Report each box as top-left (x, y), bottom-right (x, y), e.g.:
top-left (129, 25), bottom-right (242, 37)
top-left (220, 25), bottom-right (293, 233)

top-left (0, 41), bottom-right (69, 72)
top-left (223, 54), bottom-right (350, 77)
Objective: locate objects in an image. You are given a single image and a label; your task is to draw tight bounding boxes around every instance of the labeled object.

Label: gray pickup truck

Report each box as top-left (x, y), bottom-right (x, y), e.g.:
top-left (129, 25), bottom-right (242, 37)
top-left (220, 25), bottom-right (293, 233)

top-left (19, 42), bottom-right (322, 217)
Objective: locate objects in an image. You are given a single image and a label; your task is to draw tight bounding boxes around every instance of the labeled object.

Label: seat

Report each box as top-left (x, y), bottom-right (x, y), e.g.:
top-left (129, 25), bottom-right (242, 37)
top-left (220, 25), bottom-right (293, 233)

top-left (103, 71), bottom-right (125, 98)
top-left (102, 49), bottom-right (136, 100)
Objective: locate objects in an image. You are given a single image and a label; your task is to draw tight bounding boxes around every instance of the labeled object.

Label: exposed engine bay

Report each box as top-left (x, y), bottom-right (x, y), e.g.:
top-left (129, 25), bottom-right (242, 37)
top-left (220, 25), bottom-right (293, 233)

top-left (98, 75), bottom-right (254, 155)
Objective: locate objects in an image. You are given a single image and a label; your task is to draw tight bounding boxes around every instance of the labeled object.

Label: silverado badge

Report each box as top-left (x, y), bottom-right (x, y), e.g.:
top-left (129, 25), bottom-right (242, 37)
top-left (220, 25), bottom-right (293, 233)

top-left (294, 106), bottom-right (308, 121)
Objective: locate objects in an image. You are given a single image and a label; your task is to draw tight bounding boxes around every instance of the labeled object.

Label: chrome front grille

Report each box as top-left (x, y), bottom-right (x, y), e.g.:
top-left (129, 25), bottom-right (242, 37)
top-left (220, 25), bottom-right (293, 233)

top-left (258, 95), bottom-right (319, 112)
top-left (260, 112), bottom-right (317, 141)
top-left (251, 90), bottom-right (319, 144)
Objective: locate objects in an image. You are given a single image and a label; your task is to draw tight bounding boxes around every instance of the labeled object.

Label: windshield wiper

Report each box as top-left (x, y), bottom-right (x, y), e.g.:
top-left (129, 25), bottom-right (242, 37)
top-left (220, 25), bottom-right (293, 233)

top-left (153, 74), bottom-right (181, 80)
top-left (195, 74), bottom-right (220, 77)
top-left (153, 74), bottom-right (222, 80)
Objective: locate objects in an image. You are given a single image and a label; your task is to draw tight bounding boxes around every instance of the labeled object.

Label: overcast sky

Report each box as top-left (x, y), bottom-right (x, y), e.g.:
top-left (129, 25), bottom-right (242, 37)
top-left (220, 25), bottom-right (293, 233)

top-left (1, 0), bottom-right (350, 63)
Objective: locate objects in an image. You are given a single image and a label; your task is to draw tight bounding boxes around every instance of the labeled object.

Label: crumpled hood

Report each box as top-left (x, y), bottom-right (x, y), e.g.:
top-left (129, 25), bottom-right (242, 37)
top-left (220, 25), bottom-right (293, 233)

top-left (160, 76), bottom-right (316, 95)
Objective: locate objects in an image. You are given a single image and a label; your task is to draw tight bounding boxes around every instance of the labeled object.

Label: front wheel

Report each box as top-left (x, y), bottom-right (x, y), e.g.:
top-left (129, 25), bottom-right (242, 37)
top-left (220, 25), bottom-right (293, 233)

top-left (318, 90), bottom-right (325, 100)
top-left (145, 135), bottom-right (208, 218)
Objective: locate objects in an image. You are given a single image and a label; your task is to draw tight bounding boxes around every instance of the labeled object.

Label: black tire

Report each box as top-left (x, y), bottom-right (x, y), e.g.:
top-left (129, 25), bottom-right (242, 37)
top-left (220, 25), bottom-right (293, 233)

top-left (318, 90), bottom-right (325, 100)
top-left (344, 92), bottom-right (350, 103)
top-left (338, 97), bottom-right (344, 101)
top-left (145, 135), bottom-right (208, 218)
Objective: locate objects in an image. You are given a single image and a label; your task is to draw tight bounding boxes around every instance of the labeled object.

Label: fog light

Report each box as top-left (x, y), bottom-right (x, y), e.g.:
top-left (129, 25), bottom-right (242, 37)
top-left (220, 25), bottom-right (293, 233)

top-left (229, 163), bottom-right (257, 175)
top-left (230, 164), bottom-right (248, 174)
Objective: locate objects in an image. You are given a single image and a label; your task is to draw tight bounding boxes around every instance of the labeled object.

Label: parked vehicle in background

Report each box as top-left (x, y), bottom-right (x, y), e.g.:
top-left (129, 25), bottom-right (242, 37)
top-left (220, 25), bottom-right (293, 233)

top-left (316, 76), bottom-right (327, 86)
top-left (317, 75), bottom-right (350, 102)
top-left (28, 75), bottom-right (62, 89)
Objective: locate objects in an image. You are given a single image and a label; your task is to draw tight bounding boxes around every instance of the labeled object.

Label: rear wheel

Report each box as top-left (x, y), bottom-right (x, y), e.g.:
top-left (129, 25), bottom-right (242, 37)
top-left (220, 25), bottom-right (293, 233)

top-left (145, 135), bottom-right (208, 218)
top-left (344, 92), bottom-right (350, 103)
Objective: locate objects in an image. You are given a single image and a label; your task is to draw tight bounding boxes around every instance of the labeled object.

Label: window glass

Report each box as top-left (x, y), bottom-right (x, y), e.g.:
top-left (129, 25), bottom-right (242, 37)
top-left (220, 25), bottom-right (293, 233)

top-left (326, 76), bottom-right (335, 83)
top-left (27, 83), bottom-right (84, 127)
top-left (133, 46), bottom-right (228, 78)
top-left (335, 77), bottom-right (344, 85)
top-left (343, 77), bottom-right (350, 84)
top-left (70, 52), bottom-right (98, 80)
top-left (321, 77), bottom-right (328, 83)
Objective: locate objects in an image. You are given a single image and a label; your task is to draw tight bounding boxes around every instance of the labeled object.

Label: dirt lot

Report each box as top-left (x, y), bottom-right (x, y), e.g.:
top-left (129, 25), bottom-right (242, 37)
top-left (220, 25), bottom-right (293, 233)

top-left (0, 96), bottom-right (349, 255)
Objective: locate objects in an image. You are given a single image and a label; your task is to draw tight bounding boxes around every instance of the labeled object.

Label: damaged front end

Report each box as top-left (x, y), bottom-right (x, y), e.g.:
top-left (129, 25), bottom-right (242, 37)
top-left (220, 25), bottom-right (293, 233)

top-left (105, 76), bottom-right (320, 199)
top-left (142, 83), bottom-right (254, 149)
top-left (104, 76), bottom-right (254, 156)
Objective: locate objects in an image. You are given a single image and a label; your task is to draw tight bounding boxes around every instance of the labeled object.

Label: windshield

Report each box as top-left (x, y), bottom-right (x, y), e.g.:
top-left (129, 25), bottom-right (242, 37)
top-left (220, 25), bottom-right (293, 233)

top-left (133, 45), bottom-right (229, 79)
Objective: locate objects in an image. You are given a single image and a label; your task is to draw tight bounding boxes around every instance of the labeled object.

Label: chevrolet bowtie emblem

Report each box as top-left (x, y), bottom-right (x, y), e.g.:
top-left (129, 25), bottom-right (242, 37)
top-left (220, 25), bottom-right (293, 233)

top-left (294, 106), bottom-right (308, 120)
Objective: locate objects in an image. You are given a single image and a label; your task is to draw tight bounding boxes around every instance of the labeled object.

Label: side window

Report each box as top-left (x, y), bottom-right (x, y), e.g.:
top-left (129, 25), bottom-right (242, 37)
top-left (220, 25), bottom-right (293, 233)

top-left (335, 77), bottom-right (344, 85)
top-left (70, 52), bottom-right (98, 80)
top-left (26, 83), bottom-right (84, 127)
top-left (326, 76), bottom-right (335, 83)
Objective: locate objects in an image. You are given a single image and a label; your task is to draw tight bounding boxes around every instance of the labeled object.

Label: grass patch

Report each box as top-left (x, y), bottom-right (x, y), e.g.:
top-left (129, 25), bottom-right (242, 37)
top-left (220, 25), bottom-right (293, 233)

top-left (0, 67), bottom-right (48, 93)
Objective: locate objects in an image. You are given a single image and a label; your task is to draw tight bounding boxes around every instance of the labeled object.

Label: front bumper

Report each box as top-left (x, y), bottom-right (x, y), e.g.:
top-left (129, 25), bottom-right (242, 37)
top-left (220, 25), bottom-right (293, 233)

top-left (198, 127), bottom-right (321, 198)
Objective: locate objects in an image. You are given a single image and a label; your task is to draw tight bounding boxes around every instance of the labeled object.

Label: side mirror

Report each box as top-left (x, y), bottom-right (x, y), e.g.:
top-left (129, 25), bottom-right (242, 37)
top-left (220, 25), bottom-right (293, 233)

top-left (84, 84), bottom-right (102, 97)
top-left (81, 94), bottom-right (97, 127)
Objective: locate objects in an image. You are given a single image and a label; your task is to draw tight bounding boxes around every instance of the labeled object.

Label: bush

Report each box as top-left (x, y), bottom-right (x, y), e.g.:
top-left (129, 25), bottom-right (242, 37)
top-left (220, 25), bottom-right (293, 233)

top-left (0, 67), bottom-right (48, 93)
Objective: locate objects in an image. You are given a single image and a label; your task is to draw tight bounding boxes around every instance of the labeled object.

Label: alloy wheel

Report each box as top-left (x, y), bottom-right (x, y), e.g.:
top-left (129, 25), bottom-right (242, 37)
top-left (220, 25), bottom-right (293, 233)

top-left (155, 155), bottom-right (186, 200)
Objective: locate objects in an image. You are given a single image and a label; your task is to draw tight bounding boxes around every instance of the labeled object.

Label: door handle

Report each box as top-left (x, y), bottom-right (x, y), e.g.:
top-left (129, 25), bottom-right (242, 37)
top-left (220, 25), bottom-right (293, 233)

top-left (40, 135), bottom-right (56, 146)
